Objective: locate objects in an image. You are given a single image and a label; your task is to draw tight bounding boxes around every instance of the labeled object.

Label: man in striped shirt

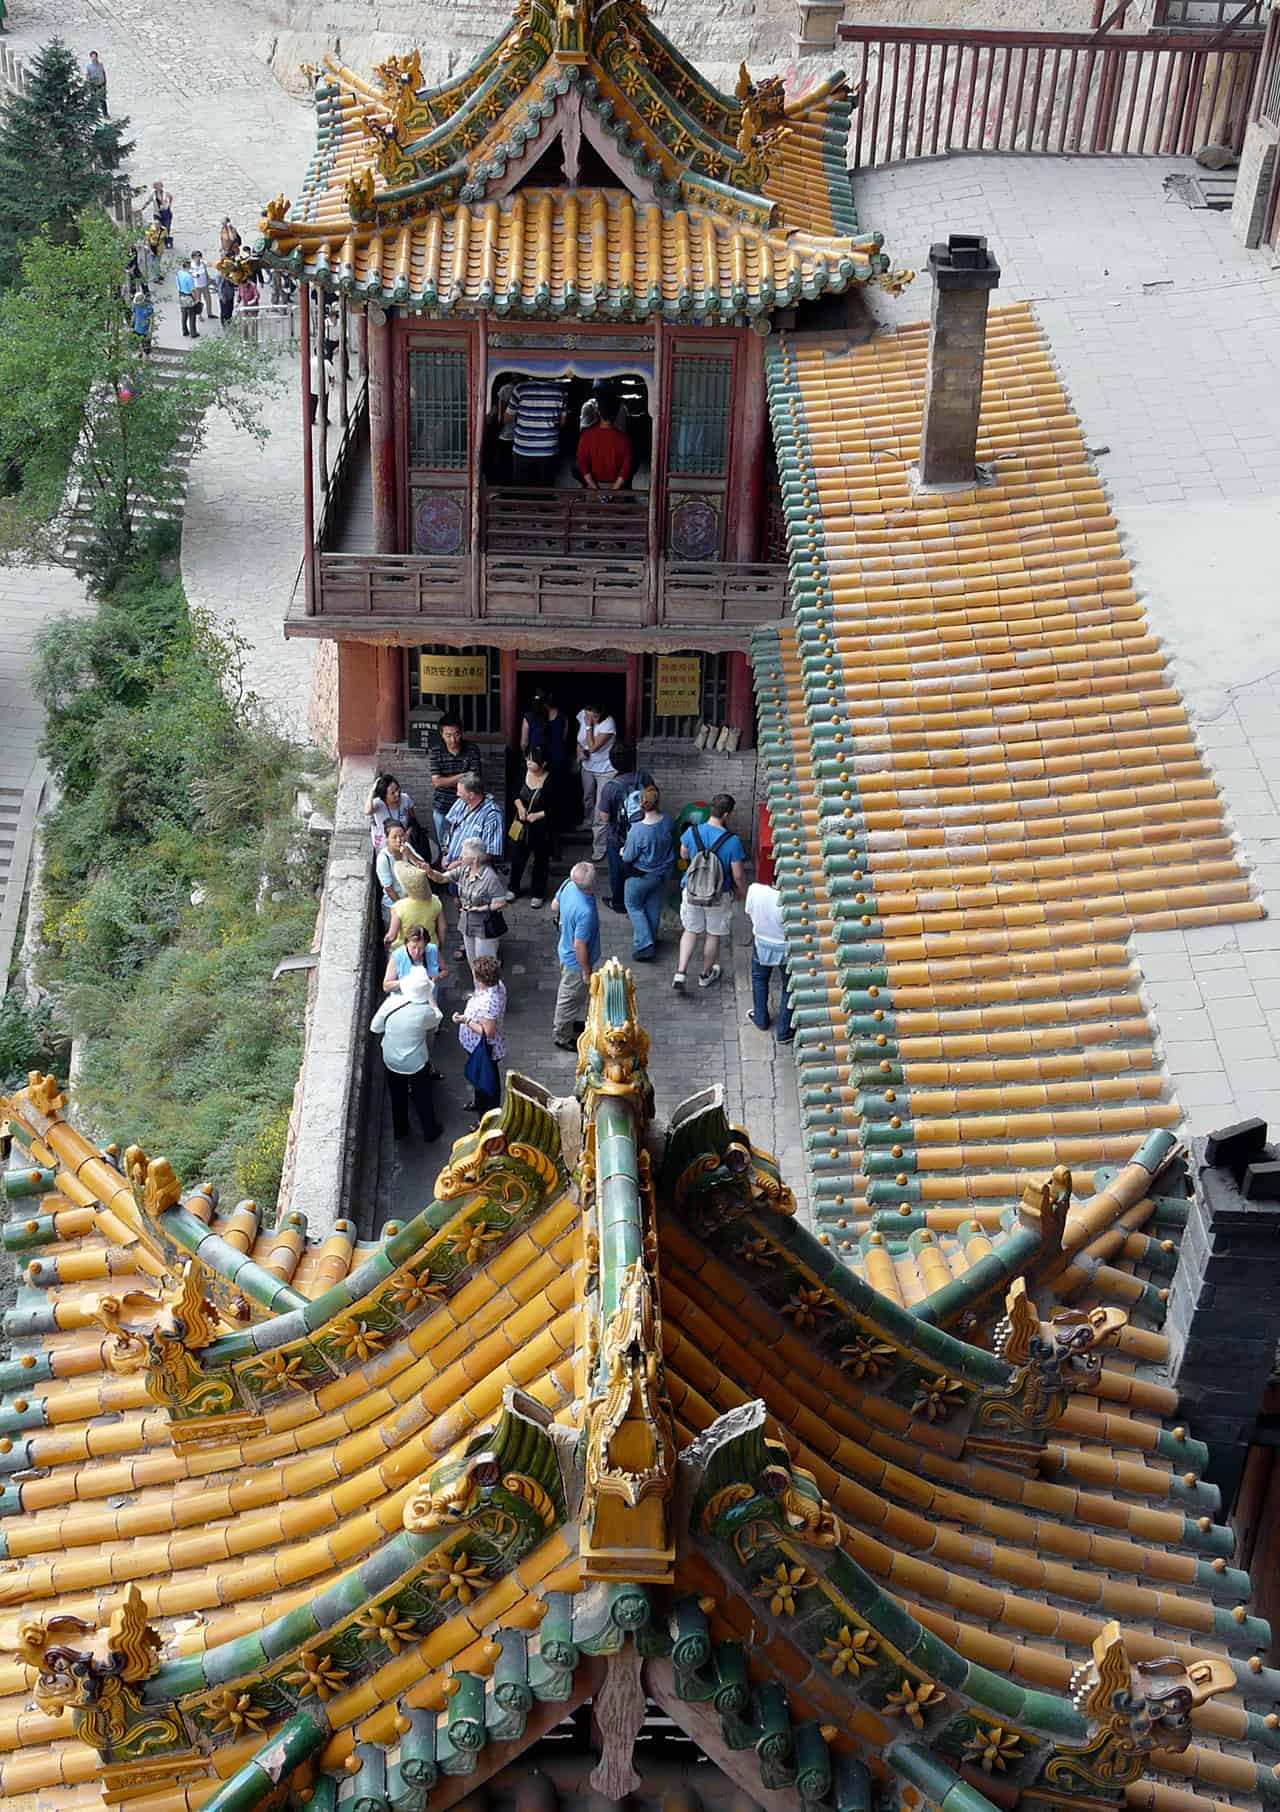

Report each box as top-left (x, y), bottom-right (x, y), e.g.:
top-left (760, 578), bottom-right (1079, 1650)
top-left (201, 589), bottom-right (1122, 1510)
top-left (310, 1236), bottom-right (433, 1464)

top-left (443, 775), bottom-right (506, 869)
top-left (510, 378), bottom-right (566, 486)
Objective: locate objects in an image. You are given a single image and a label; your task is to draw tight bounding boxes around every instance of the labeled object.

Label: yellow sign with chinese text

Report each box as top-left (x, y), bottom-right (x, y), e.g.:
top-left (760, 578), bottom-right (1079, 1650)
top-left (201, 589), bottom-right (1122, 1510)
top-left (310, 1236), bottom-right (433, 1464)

top-left (654, 655), bottom-right (702, 717)
top-left (418, 653), bottom-right (487, 696)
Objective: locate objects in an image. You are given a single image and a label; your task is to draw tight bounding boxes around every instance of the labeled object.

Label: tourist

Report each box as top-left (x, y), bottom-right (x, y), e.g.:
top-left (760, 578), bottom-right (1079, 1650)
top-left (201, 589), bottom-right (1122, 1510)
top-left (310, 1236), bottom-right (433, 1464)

top-left (521, 690), bottom-right (573, 830)
top-left (597, 743), bottom-right (652, 913)
top-left (143, 218), bottom-right (166, 280)
top-left (84, 50), bottom-right (108, 114)
top-left (428, 714), bottom-right (482, 857)
top-left (508, 750), bottom-right (554, 908)
top-left (370, 967), bottom-right (442, 1142)
top-left (175, 258), bottom-right (200, 337)
top-left (130, 288), bottom-right (154, 359)
top-left (217, 270), bottom-right (236, 327)
top-left (382, 921), bottom-right (442, 992)
top-left (125, 244), bottom-right (143, 295)
top-left (384, 864), bottom-right (445, 955)
top-left (148, 182), bottom-right (174, 248)
top-left (375, 820), bottom-right (420, 926)
top-left (454, 954), bottom-right (507, 1116)
top-left (219, 217), bottom-right (242, 258)
top-left (672, 793), bottom-right (747, 992)
top-left (577, 395), bottom-right (633, 493)
top-left (443, 774), bottom-right (505, 869)
top-left (551, 860), bottom-right (598, 1050)
top-left (190, 250), bottom-right (213, 323)
top-left (487, 381), bottom-right (516, 484)
top-left (455, 837), bottom-right (511, 974)
top-left (510, 374), bottom-right (566, 486)
top-left (365, 772), bottom-right (423, 853)
top-left (744, 873), bottom-right (793, 1042)
top-left (236, 271), bottom-right (260, 340)
top-left (620, 784), bottom-right (675, 962)
top-left (576, 702), bottom-right (617, 859)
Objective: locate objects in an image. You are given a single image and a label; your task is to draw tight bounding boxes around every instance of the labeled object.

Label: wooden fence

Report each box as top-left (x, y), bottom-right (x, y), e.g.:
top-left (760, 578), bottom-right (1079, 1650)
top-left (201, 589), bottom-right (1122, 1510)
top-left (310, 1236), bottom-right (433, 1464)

top-left (839, 22), bottom-right (1263, 166)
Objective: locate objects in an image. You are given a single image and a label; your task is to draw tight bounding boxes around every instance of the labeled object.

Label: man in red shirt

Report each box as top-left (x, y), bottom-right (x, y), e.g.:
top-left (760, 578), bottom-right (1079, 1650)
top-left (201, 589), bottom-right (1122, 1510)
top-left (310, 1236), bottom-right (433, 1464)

top-left (577, 403), bottom-right (633, 493)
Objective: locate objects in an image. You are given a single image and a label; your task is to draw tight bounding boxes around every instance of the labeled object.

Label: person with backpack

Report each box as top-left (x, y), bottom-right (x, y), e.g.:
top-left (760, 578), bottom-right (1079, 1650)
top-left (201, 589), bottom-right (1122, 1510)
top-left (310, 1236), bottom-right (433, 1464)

top-left (597, 744), bottom-right (652, 913)
top-left (620, 785), bottom-right (675, 961)
top-left (673, 794), bottom-right (747, 992)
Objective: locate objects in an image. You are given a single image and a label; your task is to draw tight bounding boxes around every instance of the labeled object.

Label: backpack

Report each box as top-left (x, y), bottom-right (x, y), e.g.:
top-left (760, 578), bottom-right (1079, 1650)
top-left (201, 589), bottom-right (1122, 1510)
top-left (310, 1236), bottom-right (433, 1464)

top-left (685, 825), bottom-right (734, 906)
top-left (612, 770), bottom-right (653, 845)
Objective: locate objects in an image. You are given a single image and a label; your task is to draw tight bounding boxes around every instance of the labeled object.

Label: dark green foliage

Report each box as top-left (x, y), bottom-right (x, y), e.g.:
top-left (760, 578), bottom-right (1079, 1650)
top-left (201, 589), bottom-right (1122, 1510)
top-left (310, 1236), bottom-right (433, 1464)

top-left (0, 38), bottom-right (133, 288)
top-left (32, 555), bottom-right (330, 1214)
top-left (0, 993), bottom-right (64, 1091)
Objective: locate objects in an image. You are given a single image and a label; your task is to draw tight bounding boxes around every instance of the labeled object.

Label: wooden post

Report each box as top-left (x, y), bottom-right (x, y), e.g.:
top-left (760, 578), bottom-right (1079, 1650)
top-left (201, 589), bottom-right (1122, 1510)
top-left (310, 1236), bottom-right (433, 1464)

top-left (645, 320), bottom-right (667, 626)
top-left (500, 648), bottom-right (519, 749)
top-left (472, 315), bottom-right (488, 619)
top-left (300, 283), bottom-right (316, 616)
top-left (725, 651), bottom-right (755, 750)
top-left (358, 308), bottom-right (369, 379)
top-left (368, 305), bottom-right (398, 556)
top-left (376, 645), bottom-right (404, 748)
top-left (338, 295), bottom-right (350, 430)
top-left (732, 330), bottom-right (769, 562)
top-left (625, 654), bottom-right (643, 747)
top-left (315, 291), bottom-right (329, 496)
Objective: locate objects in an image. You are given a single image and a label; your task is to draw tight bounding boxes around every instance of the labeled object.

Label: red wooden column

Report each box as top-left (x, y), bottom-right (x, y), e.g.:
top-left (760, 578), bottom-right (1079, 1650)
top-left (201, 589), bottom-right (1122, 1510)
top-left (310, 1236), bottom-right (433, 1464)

top-left (726, 652), bottom-right (755, 750)
top-left (368, 304), bottom-right (398, 555)
top-left (625, 655), bottom-right (643, 746)
top-left (376, 644), bottom-right (404, 747)
top-left (731, 329), bottom-right (769, 562)
top-left (300, 282), bottom-right (316, 616)
top-left (500, 648), bottom-right (519, 749)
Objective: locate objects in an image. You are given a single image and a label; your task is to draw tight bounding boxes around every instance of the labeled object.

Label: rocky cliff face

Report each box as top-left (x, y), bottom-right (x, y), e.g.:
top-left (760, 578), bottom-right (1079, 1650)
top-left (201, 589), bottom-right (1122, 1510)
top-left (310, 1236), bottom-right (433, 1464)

top-left (251, 0), bottom-right (1114, 99)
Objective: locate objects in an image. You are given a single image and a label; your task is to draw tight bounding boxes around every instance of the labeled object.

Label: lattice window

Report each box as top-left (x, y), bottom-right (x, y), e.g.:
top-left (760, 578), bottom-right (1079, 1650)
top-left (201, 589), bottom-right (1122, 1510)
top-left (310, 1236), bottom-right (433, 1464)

top-left (407, 645), bottom-right (501, 738)
top-left (641, 650), bottom-right (730, 740)
top-left (408, 348), bottom-right (469, 469)
top-left (668, 355), bottom-right (733, 476)
top-left (1260, 20), bottom-right (1280, 127)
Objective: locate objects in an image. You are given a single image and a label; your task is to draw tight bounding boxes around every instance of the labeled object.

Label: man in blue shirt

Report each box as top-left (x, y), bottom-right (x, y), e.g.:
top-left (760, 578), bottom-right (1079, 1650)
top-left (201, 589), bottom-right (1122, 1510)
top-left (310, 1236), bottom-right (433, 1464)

top-left (175, 258), bottom-right (199, 337)
top-left (551, 861), bottom-right (599, 1049)
top-left (443, 774), bottom-right (505, 868)
top-left (673, 793), bottom-right (747, 993)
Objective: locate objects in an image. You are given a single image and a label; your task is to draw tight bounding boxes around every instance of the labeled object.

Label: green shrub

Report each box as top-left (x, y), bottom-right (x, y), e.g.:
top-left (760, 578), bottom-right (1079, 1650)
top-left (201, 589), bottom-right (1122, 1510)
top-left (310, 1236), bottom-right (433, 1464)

top-left (30, 552), bottom-right (330, 1218)
top-left (0, 993), bottom-right (63, 1091)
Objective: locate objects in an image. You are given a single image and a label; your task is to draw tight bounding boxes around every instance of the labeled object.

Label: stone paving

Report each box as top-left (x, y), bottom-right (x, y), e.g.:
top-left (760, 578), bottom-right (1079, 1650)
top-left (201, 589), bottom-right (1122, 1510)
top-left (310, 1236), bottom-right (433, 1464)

top-left (374, 861), bottom-right (810, 1231)
top-left (859, 152), bottom-right (1280, 1138)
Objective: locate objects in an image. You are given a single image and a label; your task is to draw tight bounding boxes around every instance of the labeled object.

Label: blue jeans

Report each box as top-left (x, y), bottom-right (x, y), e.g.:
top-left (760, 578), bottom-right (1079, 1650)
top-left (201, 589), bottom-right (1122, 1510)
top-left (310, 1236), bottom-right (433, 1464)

top-left (432, 807), bottom-right (451, 862)
top-left (624, 868), bottom-right (668, 955)
top-left (751, 951), bottom-right (792, 1039)
top-left (606, 842), bottom-right (630, 909)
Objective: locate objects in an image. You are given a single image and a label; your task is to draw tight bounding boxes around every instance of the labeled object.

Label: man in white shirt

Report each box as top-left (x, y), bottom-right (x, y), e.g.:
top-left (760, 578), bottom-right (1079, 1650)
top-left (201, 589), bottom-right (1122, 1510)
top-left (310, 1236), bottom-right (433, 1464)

top-left (744, 877), bottom-right (793, 1043)
top-left (577, 703), bottom-right (617, 860)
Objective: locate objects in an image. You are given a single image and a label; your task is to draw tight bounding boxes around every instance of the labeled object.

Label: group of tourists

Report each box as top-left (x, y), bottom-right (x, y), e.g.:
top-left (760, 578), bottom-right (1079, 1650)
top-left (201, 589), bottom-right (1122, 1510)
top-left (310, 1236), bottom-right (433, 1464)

top-left (363, 692), bottom-right (794, 1142)
top-left (126, 194), bottom-right (278, 357)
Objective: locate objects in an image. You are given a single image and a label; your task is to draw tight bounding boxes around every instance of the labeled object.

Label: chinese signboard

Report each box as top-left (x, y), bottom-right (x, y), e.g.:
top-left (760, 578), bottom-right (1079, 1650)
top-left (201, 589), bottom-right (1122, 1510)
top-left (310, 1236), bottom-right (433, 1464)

top-left (418, 652), bottom-right (487, 696)
top-left (654, 655), bottom-right (702, 718)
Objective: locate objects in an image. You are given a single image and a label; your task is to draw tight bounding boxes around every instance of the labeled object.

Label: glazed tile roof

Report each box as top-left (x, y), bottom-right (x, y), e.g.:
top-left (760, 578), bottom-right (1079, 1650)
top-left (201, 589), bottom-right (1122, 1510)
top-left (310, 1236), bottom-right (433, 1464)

top-left (264, 187), bottom-right (887, 321)
top-left (258, 0), bottom-right (891, 316)
top-left (0, 964), bottom-right (1278, 1812)
top-left (753, 304), bottom-right (1261, 1263)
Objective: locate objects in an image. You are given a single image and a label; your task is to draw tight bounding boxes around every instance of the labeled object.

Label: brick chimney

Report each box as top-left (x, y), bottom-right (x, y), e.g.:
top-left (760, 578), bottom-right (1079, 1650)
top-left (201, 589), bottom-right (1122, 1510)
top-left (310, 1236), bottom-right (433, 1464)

top-left (918, 234), bottom-right (1001, 488)
top-left (1166, 1118), bottom-right (1280, 1504)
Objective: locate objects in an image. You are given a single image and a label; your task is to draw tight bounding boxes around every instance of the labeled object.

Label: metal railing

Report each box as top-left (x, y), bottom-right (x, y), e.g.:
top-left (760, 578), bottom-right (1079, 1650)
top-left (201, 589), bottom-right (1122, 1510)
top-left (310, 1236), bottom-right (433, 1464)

top-left (839, 21), bottom-right (1262, 165)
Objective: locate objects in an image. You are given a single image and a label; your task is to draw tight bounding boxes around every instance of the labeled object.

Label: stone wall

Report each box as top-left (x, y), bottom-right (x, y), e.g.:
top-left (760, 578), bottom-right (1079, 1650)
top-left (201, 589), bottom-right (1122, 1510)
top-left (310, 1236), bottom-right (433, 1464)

top-left (255, 0), bottom-right (1104, 98)
top-left (637, 742), bottom-right (762, 854)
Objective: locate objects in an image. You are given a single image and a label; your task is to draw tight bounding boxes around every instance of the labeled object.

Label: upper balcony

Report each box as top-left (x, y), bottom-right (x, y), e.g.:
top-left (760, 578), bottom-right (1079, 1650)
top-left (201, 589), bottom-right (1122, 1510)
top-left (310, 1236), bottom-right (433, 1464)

top-left (290, 386), bottom-right (790, 646)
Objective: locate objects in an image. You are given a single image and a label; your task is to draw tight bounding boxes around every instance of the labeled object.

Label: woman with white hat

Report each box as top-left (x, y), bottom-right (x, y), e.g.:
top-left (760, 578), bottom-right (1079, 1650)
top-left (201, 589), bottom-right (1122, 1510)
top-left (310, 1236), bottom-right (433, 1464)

top-left (369, 966), bottom-right (443, 1141)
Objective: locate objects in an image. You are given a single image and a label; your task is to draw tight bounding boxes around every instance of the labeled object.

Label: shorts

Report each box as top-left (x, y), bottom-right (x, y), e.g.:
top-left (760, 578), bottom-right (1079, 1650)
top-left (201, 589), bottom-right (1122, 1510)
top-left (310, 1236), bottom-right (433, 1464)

top-left (680, 897), bottom-right (734, 937)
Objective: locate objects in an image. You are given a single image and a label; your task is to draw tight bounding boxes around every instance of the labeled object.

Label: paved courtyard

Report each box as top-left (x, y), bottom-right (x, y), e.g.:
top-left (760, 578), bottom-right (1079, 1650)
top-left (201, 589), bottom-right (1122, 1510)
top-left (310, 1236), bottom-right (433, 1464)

top-left (859, 153), bottom-right (1280, 1137)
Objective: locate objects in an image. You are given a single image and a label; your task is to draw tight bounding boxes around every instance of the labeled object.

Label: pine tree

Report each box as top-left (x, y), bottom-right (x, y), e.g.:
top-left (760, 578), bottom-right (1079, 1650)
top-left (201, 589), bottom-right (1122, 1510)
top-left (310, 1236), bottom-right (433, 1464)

top-left (0, 37), bottom-right (134, 288)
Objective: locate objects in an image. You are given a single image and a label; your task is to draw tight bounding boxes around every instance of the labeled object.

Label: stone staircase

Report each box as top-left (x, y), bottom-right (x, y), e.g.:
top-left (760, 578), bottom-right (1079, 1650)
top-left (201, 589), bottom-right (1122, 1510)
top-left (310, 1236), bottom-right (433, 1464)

top-left (63, 345), bottom-right (200, 571)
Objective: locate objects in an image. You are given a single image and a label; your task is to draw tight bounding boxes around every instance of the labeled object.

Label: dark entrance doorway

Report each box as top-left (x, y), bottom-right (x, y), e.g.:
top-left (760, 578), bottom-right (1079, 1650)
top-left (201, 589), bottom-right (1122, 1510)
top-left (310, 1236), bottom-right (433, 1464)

top-left (515, 665), bottom-right (627, 743)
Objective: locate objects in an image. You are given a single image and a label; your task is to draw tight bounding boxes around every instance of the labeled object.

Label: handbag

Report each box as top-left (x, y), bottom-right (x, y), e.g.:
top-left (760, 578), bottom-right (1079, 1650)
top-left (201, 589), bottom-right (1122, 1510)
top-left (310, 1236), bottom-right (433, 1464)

top-left (482, 908), bottom-right (508, 939)
top-left (507, 818), bottom-right (525, 844)
top-left (463, 1036), bottom-right (500, 1101)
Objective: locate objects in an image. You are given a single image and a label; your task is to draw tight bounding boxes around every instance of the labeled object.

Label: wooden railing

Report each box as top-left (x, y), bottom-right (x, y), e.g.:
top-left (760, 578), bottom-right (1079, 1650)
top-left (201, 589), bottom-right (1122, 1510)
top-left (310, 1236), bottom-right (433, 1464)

top-left (315, 378), bottom-right (369, 552)
top-left (1153, 1), bottom-right (1264, 28)
top-left (311, 550), bottom-right (789, 627)
top-left (483, 487), bottom-right (649, 559)
top-left (839, 21), bottom-right (1262, 165)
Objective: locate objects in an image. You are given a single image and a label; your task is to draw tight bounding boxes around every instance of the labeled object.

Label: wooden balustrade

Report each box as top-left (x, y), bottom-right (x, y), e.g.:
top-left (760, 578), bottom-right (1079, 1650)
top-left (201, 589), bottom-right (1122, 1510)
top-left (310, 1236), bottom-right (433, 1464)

top-left (482, 486), bottom-right (649, 558)
top-left (839, 20), bottom-right (1262, 166)
top-left (311, 549), bottom-right (789, 627)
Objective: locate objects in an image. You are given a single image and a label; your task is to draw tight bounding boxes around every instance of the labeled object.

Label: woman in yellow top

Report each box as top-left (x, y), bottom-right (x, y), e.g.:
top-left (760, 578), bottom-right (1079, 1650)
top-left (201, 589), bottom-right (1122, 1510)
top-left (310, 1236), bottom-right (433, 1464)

top-left (385, 864), bottom-right (444, 953)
